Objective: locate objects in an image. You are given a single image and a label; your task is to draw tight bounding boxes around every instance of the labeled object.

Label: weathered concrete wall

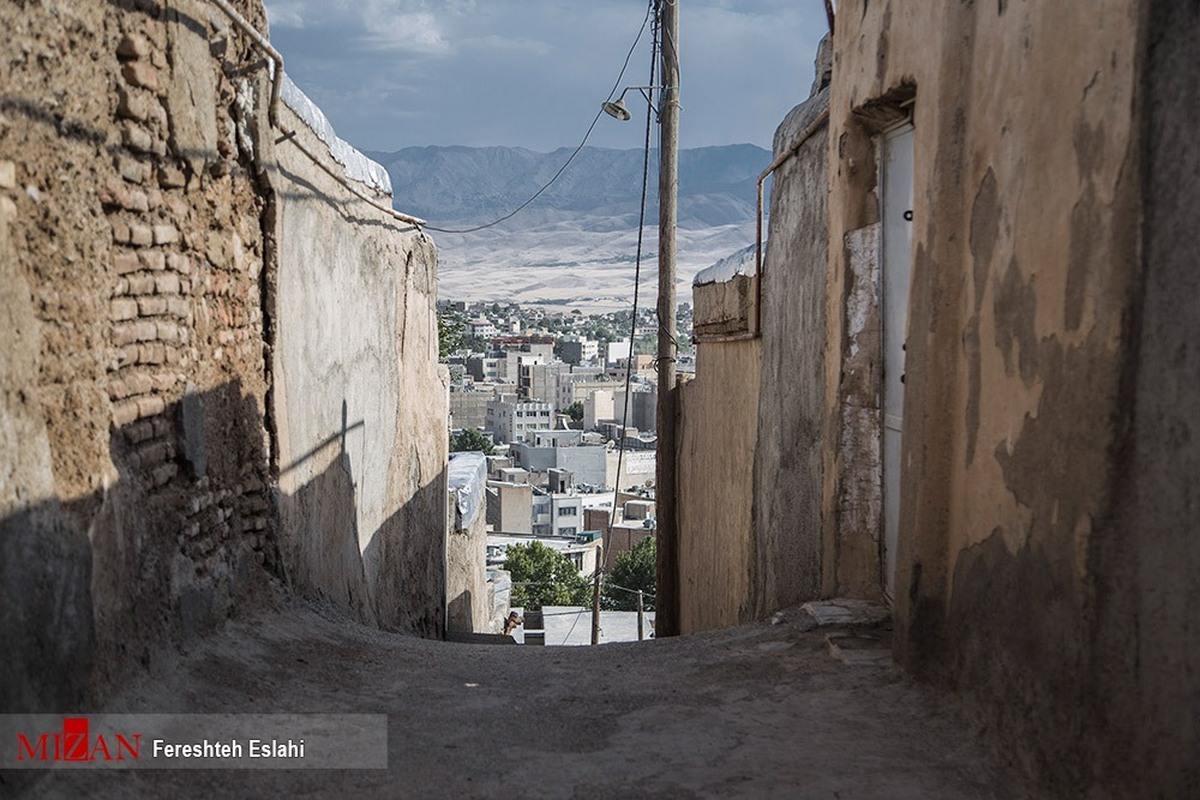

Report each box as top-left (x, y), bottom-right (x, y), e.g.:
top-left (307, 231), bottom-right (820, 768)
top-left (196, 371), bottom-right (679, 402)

top-left (0, 0), bottom-right (277, 712)
top-left (691, 275), bottom-right (754, 337)
top-left (1086, 3), bottom-right (1200, 795)
top-left (677, 339), bottom-right (760, 633)
top-left (676, 50), bottom-right (830, 632)
top-left (449, 385), bottom-right (489, 430)
top-left (555, 446), bottom-right (608, 488)
top-left (271, 94), bottom-right (447, 637)
top-left (488, 483), bottom-right (532, 534)
top-left (752, 90), bottom-right (829, 615)
top-left (604, 525), bottom-right (654, 564)
top-left (826, 1), bottom-right (1183, 793)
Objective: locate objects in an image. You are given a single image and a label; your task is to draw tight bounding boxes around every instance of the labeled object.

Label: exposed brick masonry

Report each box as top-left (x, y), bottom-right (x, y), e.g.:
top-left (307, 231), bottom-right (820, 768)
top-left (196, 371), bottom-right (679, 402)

top-left (98, 17), bottom-right (272, 578)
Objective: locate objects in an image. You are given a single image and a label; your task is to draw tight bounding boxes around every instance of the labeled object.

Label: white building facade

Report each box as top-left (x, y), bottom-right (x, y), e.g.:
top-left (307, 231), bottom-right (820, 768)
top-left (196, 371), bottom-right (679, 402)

top-left (486, 398), bottom-right (554, 444)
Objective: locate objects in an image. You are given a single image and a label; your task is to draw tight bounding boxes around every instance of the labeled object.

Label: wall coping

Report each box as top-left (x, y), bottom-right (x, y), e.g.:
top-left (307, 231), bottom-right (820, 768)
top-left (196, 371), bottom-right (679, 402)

top-left (280, 73), bottom-right (392, 196)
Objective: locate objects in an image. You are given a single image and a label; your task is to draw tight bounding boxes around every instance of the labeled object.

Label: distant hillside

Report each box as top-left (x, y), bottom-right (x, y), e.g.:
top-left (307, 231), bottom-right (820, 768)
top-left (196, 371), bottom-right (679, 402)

top-left (367, 144), bottom-right (771, 230)
top-left (364, 143), bottom-right (772, 310)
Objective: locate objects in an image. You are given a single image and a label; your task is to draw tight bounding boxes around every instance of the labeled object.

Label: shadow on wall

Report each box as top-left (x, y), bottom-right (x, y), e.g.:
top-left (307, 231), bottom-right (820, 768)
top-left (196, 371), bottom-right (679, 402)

top-left (277, 401), bottom-right (372, 623)
top-left (275, 168), bottom-right (421, 234)
top-left (358, 456), bottom-right (447, 639)
top-left (0, 379), bottom-right (277, 717)
top-left (0, 495), bottom-right (97, 714)
top-left (275, 400), bottom-right (448, 638)
top-left (446, 589), bottom-right (474, 633)
top-left (0, 380), bottom-right (447, 719)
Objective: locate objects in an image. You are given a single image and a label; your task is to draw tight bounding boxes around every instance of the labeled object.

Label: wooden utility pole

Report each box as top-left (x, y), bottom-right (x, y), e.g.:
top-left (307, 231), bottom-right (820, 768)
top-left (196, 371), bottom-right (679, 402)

top-left (637, 590), bottom-right (645, 641)
top-left (590, 566), bottom-right (602, 645)
top-left (655, 0), bottom-right (681, 637)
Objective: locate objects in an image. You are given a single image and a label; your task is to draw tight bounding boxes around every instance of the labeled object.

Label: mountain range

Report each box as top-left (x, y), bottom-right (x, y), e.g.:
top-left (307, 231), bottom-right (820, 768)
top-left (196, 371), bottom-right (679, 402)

top-left (366, 144), bottom-right (772, 310)
top-left (369, 144), bottom-right (770, 229)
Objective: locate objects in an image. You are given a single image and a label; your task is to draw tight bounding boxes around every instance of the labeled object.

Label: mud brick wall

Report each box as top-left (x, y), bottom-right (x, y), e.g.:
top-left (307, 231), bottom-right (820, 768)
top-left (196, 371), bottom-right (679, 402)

top-left (2, 0), bottom-right (451, 714)
top-left (100, 14), bottom-right (275, 567)
top-left (1, 0), bottom-right (444, 714)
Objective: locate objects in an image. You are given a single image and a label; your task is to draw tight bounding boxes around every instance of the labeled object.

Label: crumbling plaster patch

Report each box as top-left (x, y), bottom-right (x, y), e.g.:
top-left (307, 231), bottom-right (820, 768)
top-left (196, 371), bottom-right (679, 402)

top-left (830, 0), bottom-right (1148, 794)
top-left (830, 223), bottom-right (883, 598)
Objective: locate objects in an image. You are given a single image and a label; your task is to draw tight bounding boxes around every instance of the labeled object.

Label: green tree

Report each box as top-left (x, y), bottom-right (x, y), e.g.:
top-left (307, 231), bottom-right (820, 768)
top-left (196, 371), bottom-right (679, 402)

top-left (464, 333), bottom-right (489, 353)
top-left (559, 401), bottom-right (584, 425)
top-left (504, 541), bottom-right (591, 609)
top-left (633, 335), bottom-right (656, 355)
top-left (602, 535), bottom-right (656, 611)
top-left (449, 428), bottom-right (495, 455)
top-left (437, 308), bottom-right (465, 358)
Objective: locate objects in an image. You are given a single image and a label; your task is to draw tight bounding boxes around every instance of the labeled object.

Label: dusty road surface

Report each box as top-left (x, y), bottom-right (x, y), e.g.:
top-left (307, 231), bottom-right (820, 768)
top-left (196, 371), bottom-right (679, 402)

top-left (18, 602), bottom-right (1021, 799)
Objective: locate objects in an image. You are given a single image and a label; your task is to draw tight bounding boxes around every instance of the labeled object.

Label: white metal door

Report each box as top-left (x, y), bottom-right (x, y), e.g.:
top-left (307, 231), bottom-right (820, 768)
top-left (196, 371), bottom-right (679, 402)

top-left (881, 123), bottom-right (913, 602)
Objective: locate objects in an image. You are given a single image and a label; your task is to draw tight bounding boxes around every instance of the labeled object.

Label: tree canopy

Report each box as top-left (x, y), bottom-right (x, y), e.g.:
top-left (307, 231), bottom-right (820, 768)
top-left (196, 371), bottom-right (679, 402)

top-left (450, 428), bottom-right (495, 455)
top-left (602, 535), bottom-right (656, 611)
top-left (437, 308), bottom-right (465, 358)
top-left (560, 401), bottom-right (584, 424)
top-left (504, 541), bottom-right (591, 609)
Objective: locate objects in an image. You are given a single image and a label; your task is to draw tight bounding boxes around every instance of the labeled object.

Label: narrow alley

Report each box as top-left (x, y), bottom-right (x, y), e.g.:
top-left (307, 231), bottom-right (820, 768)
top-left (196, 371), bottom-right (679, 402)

top-left (3, 2), bottom-right (1198, 798)
top-left (23, 600), bottom-right (1015, 799)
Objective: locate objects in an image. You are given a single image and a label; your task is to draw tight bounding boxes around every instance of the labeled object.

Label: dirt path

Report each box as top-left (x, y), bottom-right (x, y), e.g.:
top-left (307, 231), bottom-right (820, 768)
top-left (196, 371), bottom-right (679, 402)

top-left (22, 602), bottom-right (1021, 799)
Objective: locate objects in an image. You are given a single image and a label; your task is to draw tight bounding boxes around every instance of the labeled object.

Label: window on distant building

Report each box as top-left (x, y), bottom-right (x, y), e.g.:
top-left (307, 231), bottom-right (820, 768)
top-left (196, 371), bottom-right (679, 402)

top-left (558, 506), bottom-right (576, 517)
top-left (562, 528), bottom-right (579, 538)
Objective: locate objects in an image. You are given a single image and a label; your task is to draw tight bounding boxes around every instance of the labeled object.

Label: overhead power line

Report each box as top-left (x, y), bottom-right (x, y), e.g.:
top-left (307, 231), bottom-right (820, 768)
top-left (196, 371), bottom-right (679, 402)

top-left (424, 0), bottom-right (656, 234)
top-left (606, 3), bottom-right (659, 574)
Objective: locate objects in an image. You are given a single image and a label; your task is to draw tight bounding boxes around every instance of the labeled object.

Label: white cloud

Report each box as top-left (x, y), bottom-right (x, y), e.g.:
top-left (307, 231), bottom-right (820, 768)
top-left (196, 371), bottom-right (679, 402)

top-left (264, 0), bottom-right (830, 151)
top-left (266, 0), bottom-right (460, 54)
top-left (462, 34), bottom-right (554, 58)
top-left (264, 1), bottom-right (308, 29)
top-left (360, 9), bottom-right (451, 54)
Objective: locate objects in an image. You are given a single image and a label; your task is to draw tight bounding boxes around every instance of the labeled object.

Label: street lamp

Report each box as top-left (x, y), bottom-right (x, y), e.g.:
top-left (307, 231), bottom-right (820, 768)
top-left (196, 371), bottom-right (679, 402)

top-left (601, 86), bottom-right (662, 122)
top-left (599, 0), bottom-right (681, 637)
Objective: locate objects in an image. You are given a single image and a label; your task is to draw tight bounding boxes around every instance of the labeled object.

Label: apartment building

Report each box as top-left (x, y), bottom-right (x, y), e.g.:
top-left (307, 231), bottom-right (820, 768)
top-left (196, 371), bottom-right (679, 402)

top-left (485, 398), bottom-right (553, 445)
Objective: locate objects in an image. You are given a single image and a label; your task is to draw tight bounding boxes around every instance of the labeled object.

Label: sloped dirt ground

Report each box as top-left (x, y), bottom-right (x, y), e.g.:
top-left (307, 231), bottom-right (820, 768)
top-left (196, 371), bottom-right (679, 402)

top-left (21, 601), bottom-right (1024, 799)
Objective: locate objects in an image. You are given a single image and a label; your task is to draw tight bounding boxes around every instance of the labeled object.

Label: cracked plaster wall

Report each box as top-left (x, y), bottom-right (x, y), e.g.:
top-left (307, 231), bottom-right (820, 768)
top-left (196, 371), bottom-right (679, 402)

top-left (270, 88), bottom-right (447, 639)
top-left (678, 62), bottom-right (830, 633)
top-left (824, 1), bottom-right (1194, 795)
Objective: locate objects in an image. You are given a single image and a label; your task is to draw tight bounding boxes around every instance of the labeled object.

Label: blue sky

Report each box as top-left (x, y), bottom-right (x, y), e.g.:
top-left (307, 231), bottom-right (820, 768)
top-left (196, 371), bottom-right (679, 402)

top-left (262, 0), bottom-right (829, 154)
